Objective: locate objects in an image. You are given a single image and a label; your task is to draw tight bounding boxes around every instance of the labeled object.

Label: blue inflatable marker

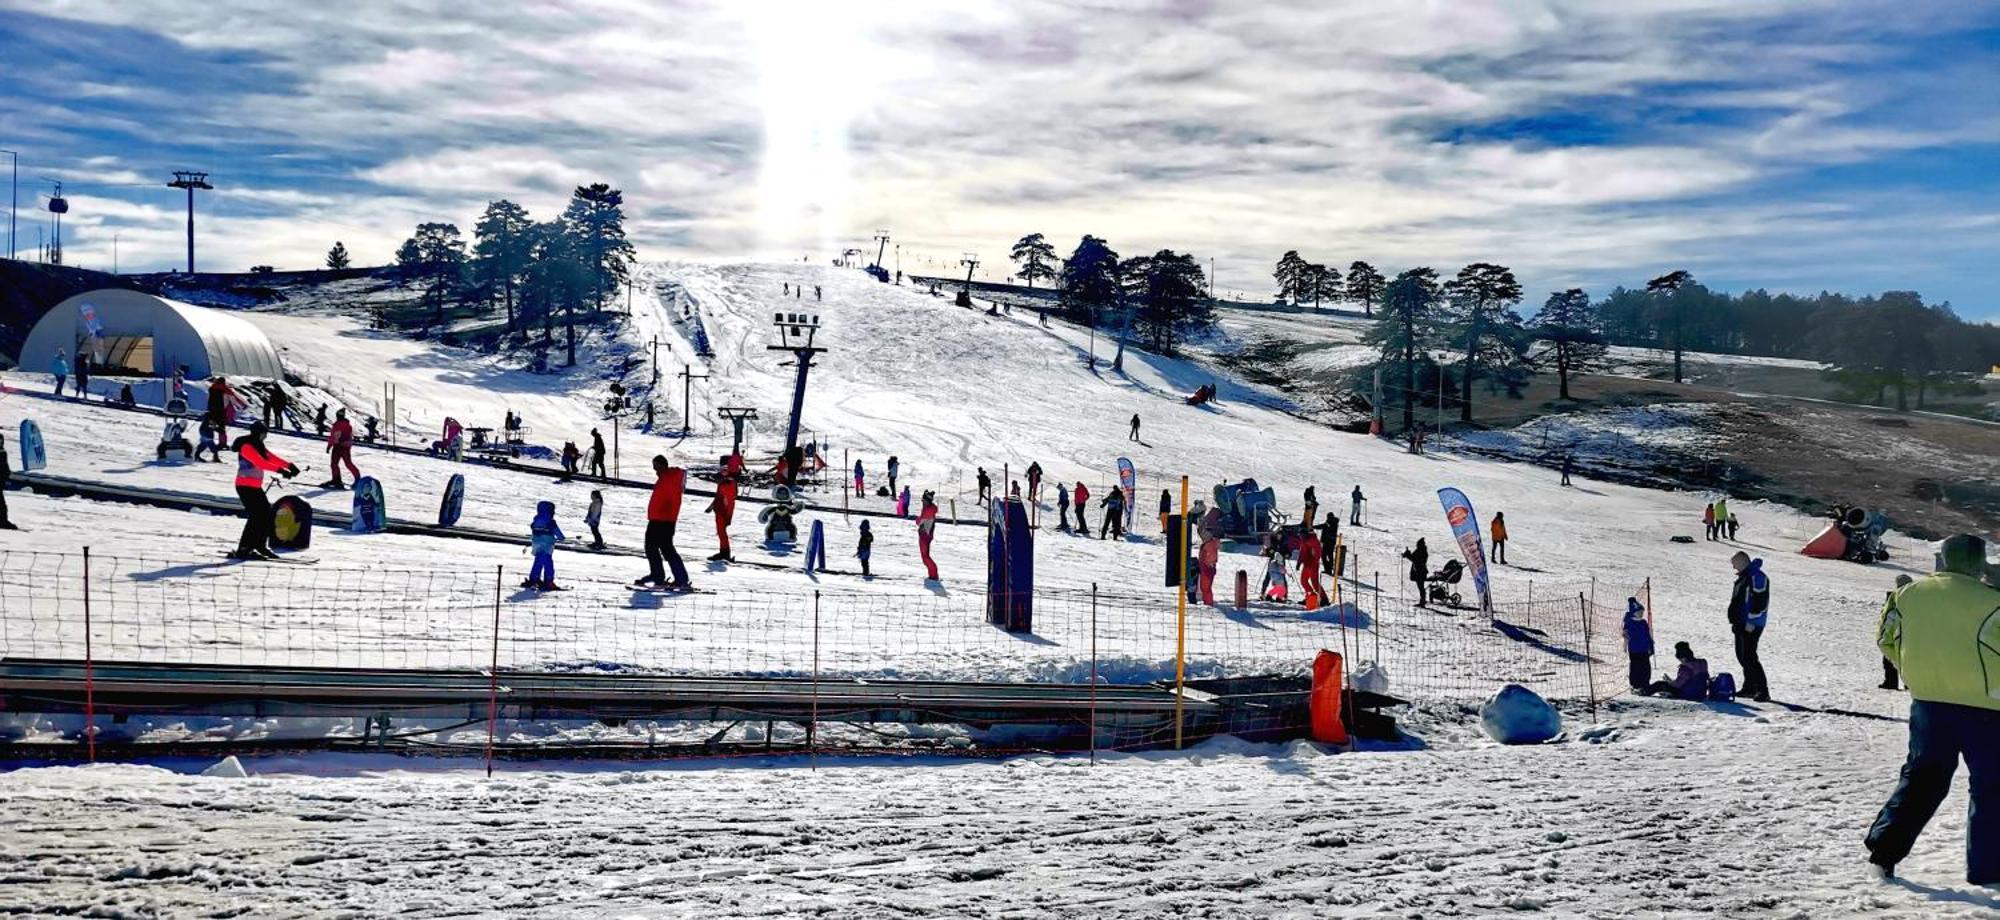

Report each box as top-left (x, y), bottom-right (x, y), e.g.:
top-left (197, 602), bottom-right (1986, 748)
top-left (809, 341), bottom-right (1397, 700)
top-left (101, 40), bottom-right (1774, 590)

top-left (351, 476), bottom-right (387, 534)
top-left (18, 420), bottom-right (46, 471)
top-left (438, 473), bottom-right (465, 527)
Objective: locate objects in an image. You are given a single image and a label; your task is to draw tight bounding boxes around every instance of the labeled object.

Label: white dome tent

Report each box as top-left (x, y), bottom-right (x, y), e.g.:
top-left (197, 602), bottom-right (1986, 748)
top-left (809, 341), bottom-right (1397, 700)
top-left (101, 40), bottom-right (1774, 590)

top-left (17, 289), bottom-right (284, 381)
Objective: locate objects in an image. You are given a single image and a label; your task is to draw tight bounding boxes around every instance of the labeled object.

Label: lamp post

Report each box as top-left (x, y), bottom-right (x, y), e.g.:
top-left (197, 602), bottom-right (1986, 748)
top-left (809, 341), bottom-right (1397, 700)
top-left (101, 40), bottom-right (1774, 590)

top-left (2, 147), bottom-right (16, 260)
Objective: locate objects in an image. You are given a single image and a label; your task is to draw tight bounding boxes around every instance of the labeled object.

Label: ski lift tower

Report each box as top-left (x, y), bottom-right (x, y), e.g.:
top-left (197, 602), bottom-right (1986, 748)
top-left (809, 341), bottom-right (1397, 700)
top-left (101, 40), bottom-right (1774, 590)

top-left (717, 407), bottom-right (759, 456)
top-left (166, 171), bottom-right (212, 273)
top-left (767, 312), bottom-right (827, 459)
top-left (956, 252), bottom-right (979, 307)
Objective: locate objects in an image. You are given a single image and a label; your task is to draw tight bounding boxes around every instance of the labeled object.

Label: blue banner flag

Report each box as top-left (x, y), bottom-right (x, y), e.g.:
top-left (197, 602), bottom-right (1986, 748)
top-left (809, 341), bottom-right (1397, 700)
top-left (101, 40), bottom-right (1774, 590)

top-left (1436, 487), bottom-right (1492, 610)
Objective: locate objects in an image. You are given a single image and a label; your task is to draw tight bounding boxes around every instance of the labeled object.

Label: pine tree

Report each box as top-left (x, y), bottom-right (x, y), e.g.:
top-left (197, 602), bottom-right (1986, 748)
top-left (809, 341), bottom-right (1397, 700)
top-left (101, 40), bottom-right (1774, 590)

top-left (1346, 261), bottom-right (1385, 317)
top-left (519, 220), bottom-right (588, 352)
top-left (1273, 251), bottom-right (1308, 305)
top-left (1359, 267), bottom-right (1444, 436)
top-left (325, 241), bottom-right (351, 271)
top-left (473, 200), bottom-right (535, 337)
top-left (1527, 289), bottom-right (1606, 400)
top-left (1309, 262), bottom-right (1342, 310)
top-left (396, 223), bottom-right (467, 327)
top-left (1124, 250), bottom-right (1211, 355)
top-left (1010, 233), bottom-right (1058, 289)
top-left (1058, 235), bottom-right (1122, 326)
top-left (1647, 269), bottom-right (1694, 383)
top-left (560, 184), bottom-right (636, 366)
top-left (1443, 263), bottom-right (1525, 421)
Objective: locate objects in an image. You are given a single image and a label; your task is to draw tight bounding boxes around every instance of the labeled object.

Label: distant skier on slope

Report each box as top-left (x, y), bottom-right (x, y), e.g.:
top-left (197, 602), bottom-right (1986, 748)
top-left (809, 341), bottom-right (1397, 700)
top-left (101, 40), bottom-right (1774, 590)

top-left (1560, 454), bottom-right (1575, 486)
top-left (976, 467), bottom-right (992, 506)
top-left (1302, 486), bottom-right (1317, 530)
top-left (853, 458), bottom-right (865, 495)
top-left (1350, 485), bottom-right (1365, 526)
top-left (1129, 413), bottom-right (1141, 442)
top-left (588, 430), bottom-right (608, 479)
top-left (887, 456), bottom-right (900, 495)
top-left (856, 520), bottom-right (873, 577)
top-left (1025, 462), bottom-right (1042, 501)
top-left (1318, 512), bottom-right (1340, 577)
top-left (1158, 489), bottom-right (1172, 534)
top-left (586, 490), bottom-right (606, 550)
top-left (1490, 511), bottom-right (1509, 565)
top-left (227, 421), bottom-right (298, 560)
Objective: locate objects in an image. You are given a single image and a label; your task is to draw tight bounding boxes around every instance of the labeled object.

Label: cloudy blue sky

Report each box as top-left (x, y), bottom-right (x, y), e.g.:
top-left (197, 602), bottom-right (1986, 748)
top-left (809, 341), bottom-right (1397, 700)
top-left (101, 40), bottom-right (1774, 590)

top-left (2, 1), bottom-right (1996, 315)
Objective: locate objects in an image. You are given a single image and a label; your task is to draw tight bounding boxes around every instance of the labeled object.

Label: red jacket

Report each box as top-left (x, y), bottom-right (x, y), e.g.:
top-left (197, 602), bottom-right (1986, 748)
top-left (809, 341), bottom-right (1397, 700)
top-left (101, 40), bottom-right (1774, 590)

top-left (649, 468), bottom-right (686, 522)
top-left (235, 441), bottom-right (289, 488)
top-left (1073, 483), bottom-right (1089, 504)
top-left (327, 418), bottom-right (353, 450)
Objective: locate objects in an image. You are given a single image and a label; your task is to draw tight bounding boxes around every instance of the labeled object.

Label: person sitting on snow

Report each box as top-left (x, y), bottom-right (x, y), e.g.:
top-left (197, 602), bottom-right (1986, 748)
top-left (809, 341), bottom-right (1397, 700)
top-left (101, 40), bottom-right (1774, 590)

top-left (1642, 641), bottom-right (1710, 701)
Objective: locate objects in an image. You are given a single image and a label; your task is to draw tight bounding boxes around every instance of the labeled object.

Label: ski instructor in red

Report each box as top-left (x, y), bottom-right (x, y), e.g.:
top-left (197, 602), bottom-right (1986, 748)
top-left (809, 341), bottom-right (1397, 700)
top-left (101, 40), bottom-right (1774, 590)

top-left (228, 421), bottom-right (298, 560)
top-left (639, 454), bottom-right (692, 590)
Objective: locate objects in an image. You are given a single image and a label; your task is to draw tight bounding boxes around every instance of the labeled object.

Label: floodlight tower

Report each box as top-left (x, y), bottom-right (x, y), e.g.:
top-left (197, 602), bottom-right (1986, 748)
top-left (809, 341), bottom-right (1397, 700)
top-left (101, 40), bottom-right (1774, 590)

top-left (767, 312), bottom-right (828, 458)
top-left (44, 180), bottom-right (66, 266)
top-left (167, 170), bottom-right (212, 273)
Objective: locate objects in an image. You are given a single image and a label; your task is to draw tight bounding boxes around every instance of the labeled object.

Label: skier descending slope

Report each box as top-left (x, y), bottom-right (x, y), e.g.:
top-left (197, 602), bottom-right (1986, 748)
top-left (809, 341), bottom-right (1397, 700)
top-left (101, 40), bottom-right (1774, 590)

top-left (227, 422), bottom-right (298, 560)
top-left (916, 491), bottom-right (940, 582)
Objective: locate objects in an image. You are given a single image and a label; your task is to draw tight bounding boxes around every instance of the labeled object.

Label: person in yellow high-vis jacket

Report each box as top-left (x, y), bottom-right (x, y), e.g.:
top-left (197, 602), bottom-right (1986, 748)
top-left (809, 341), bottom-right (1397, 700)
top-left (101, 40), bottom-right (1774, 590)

top-left (1865, 534), bottom-right (2000, 885)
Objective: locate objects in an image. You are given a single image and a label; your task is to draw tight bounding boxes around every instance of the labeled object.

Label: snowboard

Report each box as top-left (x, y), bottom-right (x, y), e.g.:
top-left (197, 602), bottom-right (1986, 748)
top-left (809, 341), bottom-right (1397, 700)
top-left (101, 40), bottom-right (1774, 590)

top-left (351, 476), bottom-right (388, 534)
top-left (271, 496), bottom-right (315, 550)
top-left (18, 420), bottom-right (46, 471)
top-left (438, 473), bottom-right (466, 527)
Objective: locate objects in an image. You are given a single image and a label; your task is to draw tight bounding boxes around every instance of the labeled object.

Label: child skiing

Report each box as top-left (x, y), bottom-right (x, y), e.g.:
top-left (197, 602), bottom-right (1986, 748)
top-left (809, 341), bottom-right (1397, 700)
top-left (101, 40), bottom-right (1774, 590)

top-left (50, 348), bottom-right (69, 395)
top-left (585, 490), bottom-right (606, 550)
top-left (525, 500), bottom-right (565, 590)
top-left (853, 458), bottom-right (865, 495)
top-left (195, 416), bottom-right (224, 462)
top-left (917, 492), bottom-right (940, 582)
top-left (1056, 483), bottom-right (1071, 532)
top-left (1262, 549), bottom-right (1290, 602)
top-left (856, 520), bottom-right (874, 576)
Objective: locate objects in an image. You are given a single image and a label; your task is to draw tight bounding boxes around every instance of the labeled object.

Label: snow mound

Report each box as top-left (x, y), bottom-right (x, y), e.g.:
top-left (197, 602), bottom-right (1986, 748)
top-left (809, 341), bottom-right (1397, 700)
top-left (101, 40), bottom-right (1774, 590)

top-left (200, 756), bottom-right (249, 778)
top-left (1479, 684), bottom-right (1560, 744)
top-left (1350, 661), bottom-right (1391, 695)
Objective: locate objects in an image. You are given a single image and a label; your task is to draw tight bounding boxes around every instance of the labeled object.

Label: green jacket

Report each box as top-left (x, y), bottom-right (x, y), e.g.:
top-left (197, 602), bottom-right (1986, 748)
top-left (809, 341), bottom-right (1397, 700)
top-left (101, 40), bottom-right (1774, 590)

top-left (1877, 572), bottom-right (2000, 711)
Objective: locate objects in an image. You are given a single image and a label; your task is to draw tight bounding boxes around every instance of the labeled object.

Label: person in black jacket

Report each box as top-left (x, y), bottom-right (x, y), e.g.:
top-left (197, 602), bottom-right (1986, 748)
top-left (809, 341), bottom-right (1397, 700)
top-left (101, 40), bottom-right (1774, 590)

top-left (1318, 512), bottom-right (1340, 576)
top-left (1727, 551), bottom-right (1772, 701)
top-left (0, 432), bottom-right (17, 530)
top-left (1403, 538), bottom-right (1430, 607)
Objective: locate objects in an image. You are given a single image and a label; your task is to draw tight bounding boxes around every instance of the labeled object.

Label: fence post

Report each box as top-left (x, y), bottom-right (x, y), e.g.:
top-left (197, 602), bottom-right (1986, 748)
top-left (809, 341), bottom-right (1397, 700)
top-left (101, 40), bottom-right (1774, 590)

top-left (485, 564), bottom-right (502, 778)
top-left (1174, 475), bottom-right (1188, 750)
top-left (1090, 583), bottom-right (1099, 766)
top-left (810, 590), bottom-right (820, 770)
top-left (82, 547), bottom-right (95, 764)
top-left (1579, 593), bottom-right (1598, 723)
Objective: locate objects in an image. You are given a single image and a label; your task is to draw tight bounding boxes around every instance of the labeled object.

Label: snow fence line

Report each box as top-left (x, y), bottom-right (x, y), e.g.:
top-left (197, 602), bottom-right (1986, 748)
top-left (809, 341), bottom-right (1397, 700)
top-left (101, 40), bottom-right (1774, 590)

top-left (0, 549), bottom-right (1638, 707)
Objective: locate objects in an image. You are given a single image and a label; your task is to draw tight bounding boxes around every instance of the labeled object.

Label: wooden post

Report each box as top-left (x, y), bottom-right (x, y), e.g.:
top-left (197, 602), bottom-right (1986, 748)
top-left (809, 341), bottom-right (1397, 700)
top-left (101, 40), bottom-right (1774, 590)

top-left (82, 547), bottom-right (95, 764)
top-left (485, 564), bottom-right (502, 777)
top-left (1579, 593), bottom-right (1598, 722)
top-left (1090, 583), bottom-right (1099, 765)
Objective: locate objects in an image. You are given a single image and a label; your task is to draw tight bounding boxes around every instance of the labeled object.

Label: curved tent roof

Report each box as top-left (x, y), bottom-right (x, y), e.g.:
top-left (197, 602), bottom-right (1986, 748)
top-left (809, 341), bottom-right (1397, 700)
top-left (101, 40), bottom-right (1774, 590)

top-left (17, 289), bottom-right (284, 380)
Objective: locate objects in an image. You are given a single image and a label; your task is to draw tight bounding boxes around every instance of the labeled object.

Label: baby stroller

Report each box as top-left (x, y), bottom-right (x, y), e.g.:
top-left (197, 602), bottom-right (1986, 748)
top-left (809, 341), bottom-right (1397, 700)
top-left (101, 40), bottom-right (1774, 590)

top-left (1426, 559), bottom-right (1465, 608)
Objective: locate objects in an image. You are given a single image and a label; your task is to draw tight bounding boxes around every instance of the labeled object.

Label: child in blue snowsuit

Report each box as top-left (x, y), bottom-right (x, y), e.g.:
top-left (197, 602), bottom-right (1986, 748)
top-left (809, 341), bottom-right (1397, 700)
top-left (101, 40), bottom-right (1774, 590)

top-left (1623, 597), bottom-right (1654, 690)
top-left (526, 500), bottom-right (564, 590)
